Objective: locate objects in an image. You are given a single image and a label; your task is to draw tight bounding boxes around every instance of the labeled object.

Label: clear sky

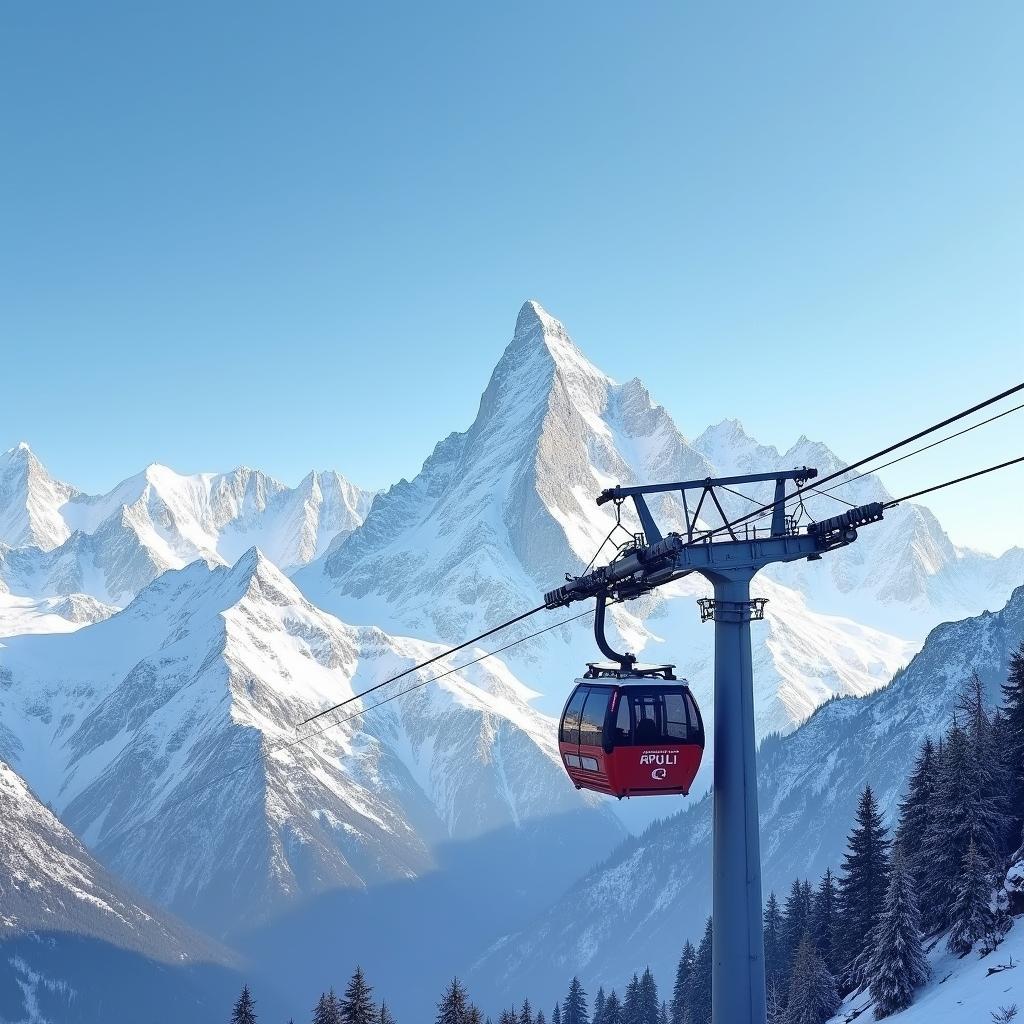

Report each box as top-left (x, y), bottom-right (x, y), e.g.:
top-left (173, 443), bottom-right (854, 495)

top-left (2, 2), bottom-right (1021, 552)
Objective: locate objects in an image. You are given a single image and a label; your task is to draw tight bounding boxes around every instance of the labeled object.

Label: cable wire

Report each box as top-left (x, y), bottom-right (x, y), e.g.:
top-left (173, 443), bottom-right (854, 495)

top-left (299, 602), bottom-right (547, 727)
top-left (686, 381), bottom-right (1024, 545)
top-left (883, 455), bottom-right (1024, 507)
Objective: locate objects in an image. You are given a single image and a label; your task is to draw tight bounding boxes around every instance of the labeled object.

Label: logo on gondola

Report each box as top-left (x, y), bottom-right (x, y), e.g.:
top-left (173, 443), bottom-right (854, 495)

top-left (639, 750), bottom-right (678, 766)
top-left (651, 768), bottom-right (668, 781)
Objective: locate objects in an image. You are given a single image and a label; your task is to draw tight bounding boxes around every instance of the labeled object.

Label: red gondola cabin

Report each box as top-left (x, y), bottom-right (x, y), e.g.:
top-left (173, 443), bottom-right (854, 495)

top-left (558, 663), bottom-right (704, 798)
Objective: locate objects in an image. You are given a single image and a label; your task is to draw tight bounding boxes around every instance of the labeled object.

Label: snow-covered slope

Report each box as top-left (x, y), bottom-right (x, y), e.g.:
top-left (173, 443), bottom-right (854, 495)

top-left (830, 919), bottom-right (1022, 1023)
top-left (473, 583), bottom-right (1024, 1009)
top-left (297, 301), bottom-right (1016, 740)
top-left (0, 442), bottom-right (79, 550)
top-left (0, 447), bottom-right (374, 617)
top-left (0, 760), bottom-right (243, 1023)
top-left (0, 549), bottom-right (622, 934)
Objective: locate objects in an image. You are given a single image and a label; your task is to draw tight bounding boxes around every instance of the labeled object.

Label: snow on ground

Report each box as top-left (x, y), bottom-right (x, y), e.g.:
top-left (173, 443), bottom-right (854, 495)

top-left (832, 921), bottom-right (1023, 1023)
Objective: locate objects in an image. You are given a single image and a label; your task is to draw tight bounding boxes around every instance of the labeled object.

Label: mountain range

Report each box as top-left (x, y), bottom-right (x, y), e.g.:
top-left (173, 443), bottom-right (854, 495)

top-left (1, 301), bottom-right (1022, 1020)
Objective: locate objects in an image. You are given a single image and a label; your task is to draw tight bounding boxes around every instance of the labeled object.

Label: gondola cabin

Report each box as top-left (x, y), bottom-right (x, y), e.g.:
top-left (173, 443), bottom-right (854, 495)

top-left (558, 663), bottom-right (704, 798)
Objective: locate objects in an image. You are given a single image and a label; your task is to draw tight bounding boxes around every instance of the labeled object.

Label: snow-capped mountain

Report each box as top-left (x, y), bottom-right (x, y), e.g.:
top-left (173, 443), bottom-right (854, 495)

top-left (0, 446), bottom-right (374, 619)
top-left (0, 548), bottom-right (622, 935)
top-left (0, 759), bottom-right (243, 1024)
top-left (297, 301), bottom-right (1017, 738)
top-left (473, 583), bottom-right (1024, 1009)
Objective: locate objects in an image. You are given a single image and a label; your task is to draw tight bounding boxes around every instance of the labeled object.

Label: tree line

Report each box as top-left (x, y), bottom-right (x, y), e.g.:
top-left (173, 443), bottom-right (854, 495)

top-left (228, 643), bottom-right (1024, 1024)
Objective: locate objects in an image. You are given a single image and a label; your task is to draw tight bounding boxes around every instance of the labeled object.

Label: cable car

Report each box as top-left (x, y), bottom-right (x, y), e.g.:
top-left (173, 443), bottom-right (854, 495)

top-left (557, 597), bottom-right (705, 798)
top-left (558, 663), bottom-right (704, 797)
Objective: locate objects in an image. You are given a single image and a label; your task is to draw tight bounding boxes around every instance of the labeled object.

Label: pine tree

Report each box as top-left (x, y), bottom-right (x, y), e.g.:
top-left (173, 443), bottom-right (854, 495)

top-left (231, 985), bottom-right (258, 1024)
top-left (895, 736), bottom-right (937, 895)
top-left (563, 978), bottom-right (589, 1024)
top-left (592, 989), bottom-right (606, 1024)
top-left (340, 969), bottom-right (377, 1024)
top-left (622, 976), bottom-right (640, 1024)
top-left (379, 1002), bottom-right (397, 1024)
top-left (960, 673), bottom-right (1008, 859)
top-left (466, 1008), bottom-right (482, 1024)
top-left (947, 839), bottom-right (994, 955)
top-left (784, 931), bottom-right (839, 1024)
top-left (602, 992), bottom-right (622, 1024)
top-left (499, 1012), bottom-right (518, 1024)
top-left (810, 870), bottom-right (840, 981)
top-left (314, 990), bottom-right (342, 1024)
top-left (436, 980), bottom-right (470, 1024)
top-left (688, 918), bottom-right (712, 1024)
top-left (552, 1004), bottom-right (562, 1024)
top-left (536, 1011), bottom-right (547, 1024)
top-left (638, 969), bottom-right (659, 1024)
top-left (670, 942), bottom-right (695, 1024)
top-left (838, 785), bottom-right (891, 986)
top-left (520, 999), bottom-right (534, 1024)
top-left (867, 848), bottom-right (929, 1019)
top-left (763, 892), bottom-right (785, 1003)
top-left (1001, 643), bottom-right (1024, 833)
top-left (657, 1002), bottom-right (668, 1024)
top-left (780, 879), bottom-right (813, 990)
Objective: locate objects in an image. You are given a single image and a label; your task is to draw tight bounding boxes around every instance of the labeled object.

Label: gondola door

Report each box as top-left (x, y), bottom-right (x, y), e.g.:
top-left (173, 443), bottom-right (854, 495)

top-left (559, 683), bottom-right (615, 794)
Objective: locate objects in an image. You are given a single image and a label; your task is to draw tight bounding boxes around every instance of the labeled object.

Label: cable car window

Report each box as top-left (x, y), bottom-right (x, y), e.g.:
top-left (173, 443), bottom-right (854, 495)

top-left (614, 694), bottom-right (631, 744)
top-left (560, 687), bottom-right (588, 744)
top-left (632, 693), bottom-right (663, 744)
top-left (663, 691), bottom-right (690, 742)
top-left (580, 756), bottom-right (600, 771)
top-left (579, 688), bottom-right (612, 747)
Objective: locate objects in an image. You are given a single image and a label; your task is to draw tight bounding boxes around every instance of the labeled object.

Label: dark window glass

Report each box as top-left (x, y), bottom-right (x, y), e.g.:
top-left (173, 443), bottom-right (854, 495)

top-left (579, 688), bottom-right (612, 747)
top-left (614, 693), bottom-right (631, 744)
top-left (632, 693), bottom-right (663, 744)
top-left (560, 687), bottom-right (588, 744)
top-left (663, 692), bottom-right (689, 742)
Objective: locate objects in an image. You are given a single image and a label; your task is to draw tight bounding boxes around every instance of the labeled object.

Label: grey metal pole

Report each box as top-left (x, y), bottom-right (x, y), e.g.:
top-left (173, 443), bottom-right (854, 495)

top-left (710, 571), bottom-right (766, 1024)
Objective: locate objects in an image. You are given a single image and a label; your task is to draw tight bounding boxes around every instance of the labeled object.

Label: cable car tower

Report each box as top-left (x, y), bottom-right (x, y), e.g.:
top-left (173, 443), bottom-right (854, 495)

top-left (544, 469), bottom-right (885, 1024)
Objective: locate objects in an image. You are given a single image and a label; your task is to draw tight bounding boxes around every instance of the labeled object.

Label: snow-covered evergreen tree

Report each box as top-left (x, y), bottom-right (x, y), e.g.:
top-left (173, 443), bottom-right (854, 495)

top-left (341, 968), bottom-right (377, 1024)
top-left (670, 941), bottom-right (695, 1024)
top-left (810, 869), bottom-right (840, 980)
top-left (688, 918), bottom-right (712, 1024)
top-left (1001, 642), bottom-right (1024, 833)
top-left (563, 978), bottom-right (589, 1024)
top-left (838, 784), bottom-right (891, 985)
top-left (783, 931), bottom-right (838, 1024)
top-left (781, 879), bottom-right (812, 990)
top-left (763, 892), bottom-right (785, 1003)
top-left (520, 998), bottom-right (534, 1024)
top-left (314, 990), bottom-right (343, 1024)
top-left (536, 1010), bottom-right (547, 1024)
top-left (622, 975), bottom-right (640, 1024)
top-left (466, 1007), bottom-right (482, 1024)
top-left (230, 985), bottom-right (258, 1024)
top-left (895, 736), bottom-right (937, 896)
top-left (638, 968), bottom-right (659, 1024)
top-left (379, 1002), bottom-right (397, 1024)
top-left (948, 839), bottom-right (994, 955)
top-left (867, 848), bottom-right (929, 1018)
top-left (552, 1003), bottom-right (562, 1024)
top-left (592, 988), bottom-right (605, 1024)
top-left (657, 1001), bottom-right (668, 1024)
top-left (602, 991), bottom-right (622, 1024)
top-left (436, 979), bottom-right (470, 1024)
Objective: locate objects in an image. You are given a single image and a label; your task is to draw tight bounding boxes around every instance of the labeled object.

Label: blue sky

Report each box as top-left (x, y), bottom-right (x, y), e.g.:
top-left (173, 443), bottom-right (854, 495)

top-left (2, 2), bottom-right (1021, 552)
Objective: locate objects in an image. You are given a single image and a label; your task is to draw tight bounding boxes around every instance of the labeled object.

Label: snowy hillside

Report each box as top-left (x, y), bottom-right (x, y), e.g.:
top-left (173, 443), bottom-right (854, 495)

top-left (473, 584), bottom-right (1024, 1009)
top-left (297, 301), bottom-right (1017, 738)
top-left (0, 760), bottom-right (243, 1023)
top-left (0, 444), bottom-right (373, 616)
top-left (0, 549), bottom-right (622, 934)
top-left (831, 920), bottom-right (1022, 1023)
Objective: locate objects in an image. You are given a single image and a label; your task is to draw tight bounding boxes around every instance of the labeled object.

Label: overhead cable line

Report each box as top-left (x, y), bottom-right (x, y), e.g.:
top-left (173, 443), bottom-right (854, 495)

top-left (96, 605), bottom-right (597, 851)
top-left (298, 602), bottom-right (548, 727)
top-left (883, 455), bottom-right (1024, 507)
top-left (735, 398), bottom-right (1024, 533)
top-left (686, 380), bottom-right (1024, 545)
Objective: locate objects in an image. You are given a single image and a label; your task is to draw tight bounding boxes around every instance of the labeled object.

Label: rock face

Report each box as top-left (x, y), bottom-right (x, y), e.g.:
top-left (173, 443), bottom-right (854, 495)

top-left (0, 549), bottom-right (622, 936)
top-left (473, 584), bottom-right (1024, 1010)
top-left (0, 760), bottom-right (243, 1024)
